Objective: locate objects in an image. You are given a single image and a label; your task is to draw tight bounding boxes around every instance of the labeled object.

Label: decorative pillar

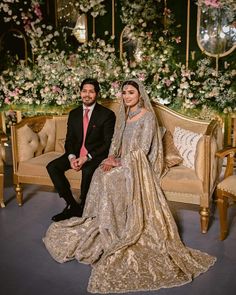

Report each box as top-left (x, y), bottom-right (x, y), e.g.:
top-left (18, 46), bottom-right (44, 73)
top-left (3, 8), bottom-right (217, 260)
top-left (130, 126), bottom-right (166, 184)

top-left (186, 0), bottom-right (190, 70)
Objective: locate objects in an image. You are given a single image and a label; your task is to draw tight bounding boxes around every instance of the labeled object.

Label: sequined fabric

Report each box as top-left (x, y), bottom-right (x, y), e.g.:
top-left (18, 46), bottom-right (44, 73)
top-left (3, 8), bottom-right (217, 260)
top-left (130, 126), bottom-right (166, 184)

top-left (43, 111), bottom-right (216, 293)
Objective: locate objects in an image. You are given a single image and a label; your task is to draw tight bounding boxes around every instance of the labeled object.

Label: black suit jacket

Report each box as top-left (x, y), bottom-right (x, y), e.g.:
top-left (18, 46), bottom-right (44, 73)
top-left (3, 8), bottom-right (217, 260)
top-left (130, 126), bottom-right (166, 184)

top-left (64, 103), bottom-right (116, 161)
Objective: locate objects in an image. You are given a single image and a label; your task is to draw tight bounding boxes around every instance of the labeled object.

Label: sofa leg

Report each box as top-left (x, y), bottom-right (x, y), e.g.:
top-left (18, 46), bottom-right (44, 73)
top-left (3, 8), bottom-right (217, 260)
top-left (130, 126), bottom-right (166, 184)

top-left (15, 184), bottom-right (23, 206)
top-left (217, 193), bottom-right (228, 241)
top-left (200, 207), bottom-right (209, 234)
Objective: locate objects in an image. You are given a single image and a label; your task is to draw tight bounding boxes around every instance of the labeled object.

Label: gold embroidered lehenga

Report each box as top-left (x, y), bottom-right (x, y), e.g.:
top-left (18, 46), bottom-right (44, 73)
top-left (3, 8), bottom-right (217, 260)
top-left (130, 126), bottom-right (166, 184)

top-left (43, 80), bottom-right (216, 293)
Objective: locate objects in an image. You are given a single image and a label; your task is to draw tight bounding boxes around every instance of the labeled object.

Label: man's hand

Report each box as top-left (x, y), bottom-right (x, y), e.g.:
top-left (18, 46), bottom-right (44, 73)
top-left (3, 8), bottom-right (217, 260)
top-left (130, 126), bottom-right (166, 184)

top-left (76, 156), bottom-right (88, 170)
top-left (70, 156), bottom-right (87, 171)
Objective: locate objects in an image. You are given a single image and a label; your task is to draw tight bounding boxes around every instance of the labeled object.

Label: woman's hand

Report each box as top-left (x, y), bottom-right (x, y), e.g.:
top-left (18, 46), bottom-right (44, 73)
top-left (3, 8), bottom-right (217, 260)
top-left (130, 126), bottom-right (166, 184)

top-left (100, 155), bottom-right (121, 172)
top-left (101, 163), bottom-right (114, 172)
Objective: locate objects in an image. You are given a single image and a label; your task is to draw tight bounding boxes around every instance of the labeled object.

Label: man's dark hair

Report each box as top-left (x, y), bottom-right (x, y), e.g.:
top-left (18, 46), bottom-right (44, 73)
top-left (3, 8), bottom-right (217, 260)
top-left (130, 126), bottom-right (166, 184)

top-left (80, 78), bottom-right (100, 94)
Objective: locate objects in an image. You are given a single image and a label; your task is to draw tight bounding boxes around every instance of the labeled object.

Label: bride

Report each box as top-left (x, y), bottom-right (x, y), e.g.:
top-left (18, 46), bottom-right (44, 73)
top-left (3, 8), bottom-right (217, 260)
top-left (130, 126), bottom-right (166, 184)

top-left (43, 79), bottom-right (216, 293)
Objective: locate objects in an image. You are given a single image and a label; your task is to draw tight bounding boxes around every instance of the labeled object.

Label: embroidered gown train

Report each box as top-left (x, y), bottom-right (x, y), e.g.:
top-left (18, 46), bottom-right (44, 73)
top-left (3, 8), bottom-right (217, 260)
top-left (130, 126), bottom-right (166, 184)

top-left (43, 80), bottom-right (216, 294)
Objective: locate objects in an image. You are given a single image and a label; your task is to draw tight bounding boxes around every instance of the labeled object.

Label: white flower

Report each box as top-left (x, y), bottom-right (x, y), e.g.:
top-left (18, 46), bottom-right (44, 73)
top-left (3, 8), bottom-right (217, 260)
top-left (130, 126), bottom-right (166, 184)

top-left (188, 92), bottom-right (194, 98)
top-left (180, 82), bottom-right (189, 89)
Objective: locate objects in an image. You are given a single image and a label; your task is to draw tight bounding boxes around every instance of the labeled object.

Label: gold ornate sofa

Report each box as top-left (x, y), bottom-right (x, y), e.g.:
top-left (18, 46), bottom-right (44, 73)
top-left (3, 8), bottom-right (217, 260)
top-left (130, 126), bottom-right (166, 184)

top-left (11, 101), bottom-right (223, 233)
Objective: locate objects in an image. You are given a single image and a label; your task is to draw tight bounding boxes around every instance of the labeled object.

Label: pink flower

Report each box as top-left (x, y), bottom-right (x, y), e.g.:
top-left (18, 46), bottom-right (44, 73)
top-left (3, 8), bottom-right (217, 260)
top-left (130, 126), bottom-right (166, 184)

top-left (33, 3), bottom-right (43, 20)
top-left (163, 8), bottom-right (171, 16)
top-left (115, 91), bottom-right (122, 98)
top-left (204, 0), bottom-right (220, 8)
top-left (146, 32), bottom-right (152, 39)
top-left (4, 97), bottom-right (10, 104)
top-left (24, 24), bottom-right (31, 32)
top-left (111, 82), bottom-right (120, 89)
top-left (175, 36), bottom-right (181, 43)
top-left (52, 86), bottom-right (62, 93)
top-left (9, 89), bottom-right (19, 97)
top-left (138, 73), bottom-right (146, 81)
top-left (191, 99), bottom-right (198, 105)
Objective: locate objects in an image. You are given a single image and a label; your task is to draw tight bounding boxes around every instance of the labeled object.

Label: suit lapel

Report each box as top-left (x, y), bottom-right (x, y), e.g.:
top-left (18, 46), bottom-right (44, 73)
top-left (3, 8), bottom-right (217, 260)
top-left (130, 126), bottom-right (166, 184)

top-left (77, 107), bottom-right (84, 139)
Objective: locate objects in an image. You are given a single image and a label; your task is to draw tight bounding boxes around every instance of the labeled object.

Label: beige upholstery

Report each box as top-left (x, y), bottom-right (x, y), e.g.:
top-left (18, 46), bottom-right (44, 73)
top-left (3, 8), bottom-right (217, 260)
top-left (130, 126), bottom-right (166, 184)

top-left (216, 147), bottom-right (236, 240)
top-left (11, 101), bottom-right (223, 233)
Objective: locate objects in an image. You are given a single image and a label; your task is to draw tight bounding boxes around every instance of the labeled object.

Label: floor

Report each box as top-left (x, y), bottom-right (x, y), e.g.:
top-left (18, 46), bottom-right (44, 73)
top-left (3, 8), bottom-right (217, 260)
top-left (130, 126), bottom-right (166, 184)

top-left (0, 162), bottom-right (236, 295)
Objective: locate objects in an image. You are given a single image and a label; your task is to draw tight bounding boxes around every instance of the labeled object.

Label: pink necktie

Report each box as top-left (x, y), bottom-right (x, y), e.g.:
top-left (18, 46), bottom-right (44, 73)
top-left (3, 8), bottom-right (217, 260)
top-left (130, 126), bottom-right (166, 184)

top-left (80, 108), bottom-right (90, 157)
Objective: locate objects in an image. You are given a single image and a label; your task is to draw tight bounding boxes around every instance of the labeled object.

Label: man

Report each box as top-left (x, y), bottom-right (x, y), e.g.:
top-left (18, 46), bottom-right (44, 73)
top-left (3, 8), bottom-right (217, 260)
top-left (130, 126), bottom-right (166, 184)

top-left (47, 78), bottom-right (116, 222)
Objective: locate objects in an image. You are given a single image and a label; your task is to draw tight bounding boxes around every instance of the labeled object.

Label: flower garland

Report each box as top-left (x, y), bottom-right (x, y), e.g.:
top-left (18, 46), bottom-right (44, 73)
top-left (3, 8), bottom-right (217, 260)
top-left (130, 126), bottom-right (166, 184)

top-left (0, 0), bottom-right (235, 115)
top-left (196, 0), bottom-right (236, 21)
top-left (0, 0), bottom-right (63, 55)
top-left (58, 0), bottom-right (106, 23)
top-left (0, 0), bottom-right (42, 25)
top-left (174, 58), bottom-right (236, 113)
top-left (0, 38), bottom-right (124, 108)
top-left (197, 0), bottom-right (236, 11)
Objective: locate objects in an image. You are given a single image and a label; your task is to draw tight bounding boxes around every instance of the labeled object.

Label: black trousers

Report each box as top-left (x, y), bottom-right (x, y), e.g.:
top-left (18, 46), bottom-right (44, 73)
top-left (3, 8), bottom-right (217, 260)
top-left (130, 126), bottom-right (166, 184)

top-left (46, 154), bottom-right (102, 209)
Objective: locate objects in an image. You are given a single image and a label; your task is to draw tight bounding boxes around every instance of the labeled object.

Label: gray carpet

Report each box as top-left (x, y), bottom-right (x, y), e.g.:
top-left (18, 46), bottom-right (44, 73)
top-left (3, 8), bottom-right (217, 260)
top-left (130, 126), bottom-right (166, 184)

top-left (0, 163), bottom-right (236, 295)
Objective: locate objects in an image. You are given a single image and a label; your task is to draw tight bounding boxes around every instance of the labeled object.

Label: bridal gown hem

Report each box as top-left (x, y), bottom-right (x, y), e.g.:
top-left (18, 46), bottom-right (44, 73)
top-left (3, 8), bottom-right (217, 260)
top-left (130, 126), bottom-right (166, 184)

top-left (43, 112), bottom-right (216, 294)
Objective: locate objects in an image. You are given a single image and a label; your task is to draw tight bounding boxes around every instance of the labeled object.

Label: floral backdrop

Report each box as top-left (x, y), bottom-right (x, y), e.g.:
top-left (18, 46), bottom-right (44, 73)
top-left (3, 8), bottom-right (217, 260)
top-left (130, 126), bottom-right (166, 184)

top-left (0, 0), bottom-right (235, 119)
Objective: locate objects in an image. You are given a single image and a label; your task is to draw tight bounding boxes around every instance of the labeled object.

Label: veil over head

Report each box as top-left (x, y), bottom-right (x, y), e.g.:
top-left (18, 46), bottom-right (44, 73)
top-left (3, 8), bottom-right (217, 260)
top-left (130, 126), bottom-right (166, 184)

top-left (109, 78), bottom-right (164, 178)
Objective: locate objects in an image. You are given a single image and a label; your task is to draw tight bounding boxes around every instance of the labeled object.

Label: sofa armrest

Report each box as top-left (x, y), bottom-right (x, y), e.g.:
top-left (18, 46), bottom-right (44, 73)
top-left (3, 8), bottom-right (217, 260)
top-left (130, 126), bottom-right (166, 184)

top-left (216, 146), bottom-right (236, 158)
top-left (195, 119), bottom-right (223, 205)
top-left (216, 147), bottom-right (236, 179)
top-left (0, 131), bottom-right (8, 163)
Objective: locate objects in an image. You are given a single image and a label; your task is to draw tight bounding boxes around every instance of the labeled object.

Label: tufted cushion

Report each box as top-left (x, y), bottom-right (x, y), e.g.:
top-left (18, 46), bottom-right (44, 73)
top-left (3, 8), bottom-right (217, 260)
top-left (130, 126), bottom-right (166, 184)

top-left (217, 175), bottom-right (236, 195)
top-left (162, 131), bottom-right (183, 168)
top-left (16, 119), bottom-right (56, 162)
top-left (17, 125), bottom-right (40, 162)
top-left (173, 126), bottom-right (202, 169)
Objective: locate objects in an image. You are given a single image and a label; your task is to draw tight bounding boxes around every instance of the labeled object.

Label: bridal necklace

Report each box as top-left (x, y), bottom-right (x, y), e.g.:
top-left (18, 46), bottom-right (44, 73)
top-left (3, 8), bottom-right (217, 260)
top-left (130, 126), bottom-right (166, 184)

top-left (128, 106), bottom-right (141, 119)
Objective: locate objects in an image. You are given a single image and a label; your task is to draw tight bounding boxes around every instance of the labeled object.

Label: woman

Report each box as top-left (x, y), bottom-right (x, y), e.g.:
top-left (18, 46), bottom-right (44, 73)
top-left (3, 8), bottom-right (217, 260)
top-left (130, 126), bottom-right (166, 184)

top-left (44, 79), bottom-right (216, 293)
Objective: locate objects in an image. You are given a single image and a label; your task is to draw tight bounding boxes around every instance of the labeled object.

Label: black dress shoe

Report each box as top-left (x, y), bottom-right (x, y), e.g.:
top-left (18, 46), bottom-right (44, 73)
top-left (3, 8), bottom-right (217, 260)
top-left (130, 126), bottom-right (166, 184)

top-left (51, 204), bottom-right (83, 222)
top-left (67, 204), bottom-right (83, 218)
top-left (51, 206), bottom-right (70, 222)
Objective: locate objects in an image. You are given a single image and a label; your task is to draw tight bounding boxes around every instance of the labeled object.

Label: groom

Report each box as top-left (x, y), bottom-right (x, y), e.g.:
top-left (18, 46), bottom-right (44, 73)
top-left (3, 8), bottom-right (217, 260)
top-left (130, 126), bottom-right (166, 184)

top-left (47, 78), bottom-right (116, 222)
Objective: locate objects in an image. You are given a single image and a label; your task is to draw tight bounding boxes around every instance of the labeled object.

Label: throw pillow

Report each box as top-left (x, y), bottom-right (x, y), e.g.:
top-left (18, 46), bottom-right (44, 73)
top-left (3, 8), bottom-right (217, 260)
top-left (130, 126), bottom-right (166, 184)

top-left (162, 130), bottom-right (183, 168)
top-left (173, 126), bottom-right (202, 169)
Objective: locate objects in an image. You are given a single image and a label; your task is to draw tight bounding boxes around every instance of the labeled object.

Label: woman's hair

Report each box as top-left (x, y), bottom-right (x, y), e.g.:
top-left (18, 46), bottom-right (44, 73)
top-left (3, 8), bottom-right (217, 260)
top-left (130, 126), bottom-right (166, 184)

top-left (80, 78), bottom-right (100, 94)
top-left (122, 80), bottom-right (140, 94)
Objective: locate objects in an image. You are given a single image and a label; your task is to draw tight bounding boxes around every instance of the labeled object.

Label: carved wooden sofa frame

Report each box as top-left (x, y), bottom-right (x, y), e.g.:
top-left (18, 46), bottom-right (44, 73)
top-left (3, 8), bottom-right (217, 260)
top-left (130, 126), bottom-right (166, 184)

top-left (11, 100), bottom-right (223, 233)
